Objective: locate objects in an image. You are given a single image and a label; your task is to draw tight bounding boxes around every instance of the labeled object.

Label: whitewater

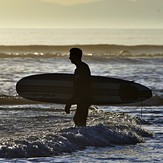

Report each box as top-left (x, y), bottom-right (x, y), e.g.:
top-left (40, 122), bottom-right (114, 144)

top-left (0, 29), bottom-right (163, 162)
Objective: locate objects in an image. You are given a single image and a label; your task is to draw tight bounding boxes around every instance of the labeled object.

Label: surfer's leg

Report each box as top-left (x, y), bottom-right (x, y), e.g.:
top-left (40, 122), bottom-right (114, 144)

top-left (73, 103), bottom-right (89, 127)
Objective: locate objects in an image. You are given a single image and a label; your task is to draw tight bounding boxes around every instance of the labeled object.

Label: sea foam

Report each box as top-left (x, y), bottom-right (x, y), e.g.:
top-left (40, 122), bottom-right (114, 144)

top-left (0, 106), bottom-right (153, 158)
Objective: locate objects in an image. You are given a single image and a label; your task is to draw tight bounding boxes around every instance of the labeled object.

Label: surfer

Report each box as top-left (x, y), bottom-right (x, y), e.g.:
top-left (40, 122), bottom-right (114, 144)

top-left (65, 48), bottom-right (92, 127)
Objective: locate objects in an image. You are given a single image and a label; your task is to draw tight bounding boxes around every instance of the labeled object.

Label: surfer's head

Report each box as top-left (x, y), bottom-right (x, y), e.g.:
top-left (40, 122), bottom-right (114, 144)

top-left (69, 48), bottom-right (82, 64)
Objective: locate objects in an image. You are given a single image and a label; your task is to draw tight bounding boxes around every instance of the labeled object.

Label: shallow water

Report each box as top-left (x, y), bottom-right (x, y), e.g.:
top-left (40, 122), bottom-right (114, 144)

top-left (0, 105), bottom-right (154, 158)
top-left (0, 105), bottom-right (162, 162)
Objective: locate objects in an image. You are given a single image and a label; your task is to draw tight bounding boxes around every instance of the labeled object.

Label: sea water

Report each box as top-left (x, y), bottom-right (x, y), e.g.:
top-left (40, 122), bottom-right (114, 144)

top-left (0, 29), bottom-right (163, 162)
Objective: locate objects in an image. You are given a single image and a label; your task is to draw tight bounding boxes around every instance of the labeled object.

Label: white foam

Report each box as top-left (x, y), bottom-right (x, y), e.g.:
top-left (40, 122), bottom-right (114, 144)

top-left (0, 107), bottom-right (153, 158)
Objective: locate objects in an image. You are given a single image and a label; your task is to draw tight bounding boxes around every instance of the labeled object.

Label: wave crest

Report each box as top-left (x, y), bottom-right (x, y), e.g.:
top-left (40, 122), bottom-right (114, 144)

top-left (0, 44), bottom-right (163, 58)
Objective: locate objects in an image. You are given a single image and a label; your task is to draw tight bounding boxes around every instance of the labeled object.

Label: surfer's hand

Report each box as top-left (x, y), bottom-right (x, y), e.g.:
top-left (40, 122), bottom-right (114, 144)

top-left (65, 103), bottom-right (71, 114)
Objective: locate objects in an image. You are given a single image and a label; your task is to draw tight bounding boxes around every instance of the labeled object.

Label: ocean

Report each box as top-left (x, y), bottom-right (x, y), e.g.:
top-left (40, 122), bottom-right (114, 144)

top-left (0, 28), bottom-right (163, 162)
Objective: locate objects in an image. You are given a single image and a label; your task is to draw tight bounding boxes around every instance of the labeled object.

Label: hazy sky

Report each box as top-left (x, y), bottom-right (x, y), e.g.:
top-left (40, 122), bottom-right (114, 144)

top-left (0, 0), bottom-right (162, 28)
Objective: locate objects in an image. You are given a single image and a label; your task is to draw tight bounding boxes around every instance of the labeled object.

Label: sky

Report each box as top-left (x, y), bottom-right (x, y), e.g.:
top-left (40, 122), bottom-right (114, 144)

top-left (0, 0), bottom-right (163, 29)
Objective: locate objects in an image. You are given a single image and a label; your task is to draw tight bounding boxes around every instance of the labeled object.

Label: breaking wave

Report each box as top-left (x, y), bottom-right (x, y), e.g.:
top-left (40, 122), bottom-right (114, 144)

top-left (0, 44), bottom-right (163, 58)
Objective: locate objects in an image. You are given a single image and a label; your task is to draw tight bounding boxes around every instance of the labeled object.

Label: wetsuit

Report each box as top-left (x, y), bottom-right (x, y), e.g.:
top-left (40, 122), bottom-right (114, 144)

top-left (73, 61), bottom-right (92, 126)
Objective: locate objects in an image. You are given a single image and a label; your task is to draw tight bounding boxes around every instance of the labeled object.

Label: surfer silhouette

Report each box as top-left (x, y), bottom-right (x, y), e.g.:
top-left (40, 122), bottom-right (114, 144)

top-left (65, 48), bottom-right (92, 127)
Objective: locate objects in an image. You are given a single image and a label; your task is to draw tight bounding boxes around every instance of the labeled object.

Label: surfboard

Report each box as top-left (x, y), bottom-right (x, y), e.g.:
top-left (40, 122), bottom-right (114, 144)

top-left (16, 73), bottom-right (152, 105)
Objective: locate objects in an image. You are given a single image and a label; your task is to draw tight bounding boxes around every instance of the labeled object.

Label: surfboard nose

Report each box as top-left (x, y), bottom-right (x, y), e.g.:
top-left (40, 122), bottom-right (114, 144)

top-left (119, 82), bottom-right (152, 103)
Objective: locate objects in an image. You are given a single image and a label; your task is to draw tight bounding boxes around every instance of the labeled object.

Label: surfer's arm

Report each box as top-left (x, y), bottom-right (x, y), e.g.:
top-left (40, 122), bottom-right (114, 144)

top-left (64, 79), bottom-right (78, 114)
top-left (65, 72), bottom-right (82, 114)
top-left (65, 95), bottom-right (76, 114)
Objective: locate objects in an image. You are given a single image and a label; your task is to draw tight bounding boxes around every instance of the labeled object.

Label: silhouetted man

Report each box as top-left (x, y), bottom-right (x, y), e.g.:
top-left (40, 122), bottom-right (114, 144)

top-left (65, 48), bottom-right (92, 127)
